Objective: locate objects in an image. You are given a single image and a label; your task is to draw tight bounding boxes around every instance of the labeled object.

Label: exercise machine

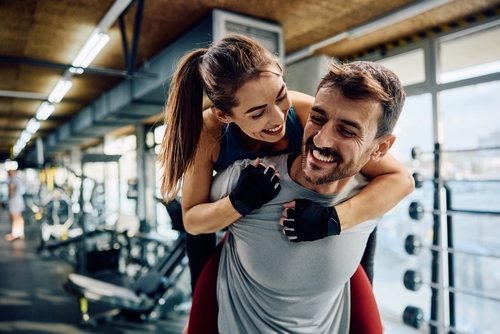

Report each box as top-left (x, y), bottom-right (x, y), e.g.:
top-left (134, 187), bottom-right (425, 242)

top-left (63, 198), bottom-right (189, 325)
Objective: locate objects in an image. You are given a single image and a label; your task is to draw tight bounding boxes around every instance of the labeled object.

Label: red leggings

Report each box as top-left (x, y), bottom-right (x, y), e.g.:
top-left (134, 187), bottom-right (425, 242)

top-left (188, 238), bottom-right (383, 334)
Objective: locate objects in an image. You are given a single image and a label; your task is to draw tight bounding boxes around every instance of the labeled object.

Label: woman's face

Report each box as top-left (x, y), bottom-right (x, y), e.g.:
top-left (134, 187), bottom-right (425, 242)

top-left (222, 66), bottom-right (292, 143)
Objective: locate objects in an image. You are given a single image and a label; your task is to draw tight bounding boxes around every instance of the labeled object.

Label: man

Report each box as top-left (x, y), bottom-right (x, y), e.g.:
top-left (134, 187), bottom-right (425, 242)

top-left (209, 60), bottom-right (406, 333)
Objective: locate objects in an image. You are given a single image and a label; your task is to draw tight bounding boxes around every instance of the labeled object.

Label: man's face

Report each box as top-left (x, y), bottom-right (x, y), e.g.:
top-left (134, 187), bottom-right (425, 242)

top-left (300, 87), bottom-right (383, 185)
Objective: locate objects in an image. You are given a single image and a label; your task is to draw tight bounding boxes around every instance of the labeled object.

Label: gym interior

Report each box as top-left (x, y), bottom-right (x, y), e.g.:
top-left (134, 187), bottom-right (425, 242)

top-left (1, 0), bottom-right (500, 333)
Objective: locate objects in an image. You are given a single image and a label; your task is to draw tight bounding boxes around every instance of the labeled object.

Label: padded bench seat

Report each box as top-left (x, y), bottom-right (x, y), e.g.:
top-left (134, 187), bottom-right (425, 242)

top-left (66, 273), bottom-right (155, 312)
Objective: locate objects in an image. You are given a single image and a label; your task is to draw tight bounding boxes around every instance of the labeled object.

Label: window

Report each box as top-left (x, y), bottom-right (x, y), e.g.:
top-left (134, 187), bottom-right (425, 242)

top-left (438, 22), bottom-right (500, 83)
top-left (377, 49), bottom-right (426, 86)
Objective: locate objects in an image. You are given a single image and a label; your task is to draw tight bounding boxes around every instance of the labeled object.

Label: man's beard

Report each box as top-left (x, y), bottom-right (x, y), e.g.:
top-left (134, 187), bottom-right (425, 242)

top-left (300, 138), bottom-right (365, 185)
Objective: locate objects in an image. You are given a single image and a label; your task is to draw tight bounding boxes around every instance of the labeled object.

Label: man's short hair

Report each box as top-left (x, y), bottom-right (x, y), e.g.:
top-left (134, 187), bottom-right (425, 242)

top-left (317, 60), bottom-right (406, 138)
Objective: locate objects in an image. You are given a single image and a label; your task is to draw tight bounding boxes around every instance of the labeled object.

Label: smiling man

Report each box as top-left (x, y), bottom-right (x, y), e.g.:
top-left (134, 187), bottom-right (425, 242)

top-left (209, 60), bottom-right (406, 334)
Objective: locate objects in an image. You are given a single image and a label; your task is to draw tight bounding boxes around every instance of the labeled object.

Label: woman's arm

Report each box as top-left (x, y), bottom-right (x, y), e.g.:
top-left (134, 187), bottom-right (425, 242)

top-left (289, 91), bottom-right (314, 127)
top-left (336, 153), bottom-right (414, 230)
top-left (181, 110), bottom-right (242, 235)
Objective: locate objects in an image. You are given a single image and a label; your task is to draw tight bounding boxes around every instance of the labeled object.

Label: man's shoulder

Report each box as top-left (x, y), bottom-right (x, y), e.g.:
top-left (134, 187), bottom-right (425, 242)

top-left (337, 173), bottom-right (370, 199)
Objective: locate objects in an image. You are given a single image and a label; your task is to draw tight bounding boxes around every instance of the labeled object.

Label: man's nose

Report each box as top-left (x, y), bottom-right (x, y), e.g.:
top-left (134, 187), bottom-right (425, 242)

top-left (313, 124), bottom-right (336, 149)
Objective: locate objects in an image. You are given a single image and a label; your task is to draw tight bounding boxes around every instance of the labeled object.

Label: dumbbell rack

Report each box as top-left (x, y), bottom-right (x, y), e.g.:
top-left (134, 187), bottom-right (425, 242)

top-left (402, 143), bottom-right (456, 333)
top-left (404, 144), bottom-right (500, 333)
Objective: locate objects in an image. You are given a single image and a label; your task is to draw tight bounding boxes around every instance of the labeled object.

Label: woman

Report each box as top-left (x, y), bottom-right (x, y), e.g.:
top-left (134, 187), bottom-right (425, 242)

top-left (5, 169), bottom-right (26, 241)
top-left (159, 34), bottom-right (413, 331)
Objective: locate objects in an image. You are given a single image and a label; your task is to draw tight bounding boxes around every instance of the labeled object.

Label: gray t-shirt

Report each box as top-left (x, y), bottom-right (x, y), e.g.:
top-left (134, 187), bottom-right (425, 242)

top-left (210, 154), bottom-right (379, 334)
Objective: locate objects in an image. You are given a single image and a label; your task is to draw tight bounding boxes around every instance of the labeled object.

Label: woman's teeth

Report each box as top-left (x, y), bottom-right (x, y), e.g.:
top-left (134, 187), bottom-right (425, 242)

top-left (313, 150), bottom-right (334, 162)
top-left (265, 125), bottom-right (281, 132)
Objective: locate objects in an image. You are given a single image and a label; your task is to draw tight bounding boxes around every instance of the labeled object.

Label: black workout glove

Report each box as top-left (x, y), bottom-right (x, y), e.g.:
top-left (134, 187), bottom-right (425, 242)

top-left (283, 199), bottom-right (341, 242)
top-left (229, 163), bottom-right (281, 216)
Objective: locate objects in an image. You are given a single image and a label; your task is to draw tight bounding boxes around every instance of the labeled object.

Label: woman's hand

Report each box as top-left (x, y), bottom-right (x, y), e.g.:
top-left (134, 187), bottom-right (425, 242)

top-left (280, 199), bottom-right (341, 242)
top-left (229, 159), bottom-right (281, 216)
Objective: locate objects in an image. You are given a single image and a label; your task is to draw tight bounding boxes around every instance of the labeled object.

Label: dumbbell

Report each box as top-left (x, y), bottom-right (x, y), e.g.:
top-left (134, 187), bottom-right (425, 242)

top-left (403, 305), bottom-right (424, 329)
top-left (411, 147), bottom-right (423, 160)
top-left (409, 201), bottom-right (424, 220)
top-left (403, 269), bottom-right (423, 291)
top-left (412, 172), bottom-right (424, 189)
top-left (404, 234), bottom-right (422, 255)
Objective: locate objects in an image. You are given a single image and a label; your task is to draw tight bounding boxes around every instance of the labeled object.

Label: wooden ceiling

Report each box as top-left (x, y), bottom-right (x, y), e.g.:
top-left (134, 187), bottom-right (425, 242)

top-left (1, 0), bottom-right (499, 164)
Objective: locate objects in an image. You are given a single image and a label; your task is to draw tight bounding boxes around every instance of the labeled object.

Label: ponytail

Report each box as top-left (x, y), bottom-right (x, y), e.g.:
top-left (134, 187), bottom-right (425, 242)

top-left (159, 34), bottom-right (283, 202)
top-left (159, 49), bottom-right (206, 201)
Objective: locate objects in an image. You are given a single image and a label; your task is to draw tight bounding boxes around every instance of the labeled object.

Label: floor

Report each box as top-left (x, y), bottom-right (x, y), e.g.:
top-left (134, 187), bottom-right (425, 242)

top-left (0, 206), bottom-right (425, 334)
top-left (0, 208), bottom-right (190, 334)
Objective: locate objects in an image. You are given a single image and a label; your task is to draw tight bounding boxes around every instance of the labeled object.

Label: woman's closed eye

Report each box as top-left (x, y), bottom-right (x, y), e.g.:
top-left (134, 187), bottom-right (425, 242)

top-left (276, 92), bottom-right (288, 102)
top-left (251, 110), bottom-right (265, 119)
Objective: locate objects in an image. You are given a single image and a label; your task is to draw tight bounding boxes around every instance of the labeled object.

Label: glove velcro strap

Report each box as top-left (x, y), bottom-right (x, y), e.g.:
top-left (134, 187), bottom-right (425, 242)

top-left (232, 200), bottom-right (252, 217)
top-left (327, 216), bottom-right (341, 236)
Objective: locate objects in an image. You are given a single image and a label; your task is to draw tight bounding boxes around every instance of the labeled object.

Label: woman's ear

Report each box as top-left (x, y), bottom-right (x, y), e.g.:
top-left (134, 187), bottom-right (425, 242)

top-left (211, 107), bottom-right (232, 123)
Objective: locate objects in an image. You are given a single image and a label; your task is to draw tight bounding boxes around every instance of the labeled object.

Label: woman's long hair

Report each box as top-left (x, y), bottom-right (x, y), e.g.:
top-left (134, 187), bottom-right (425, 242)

top-left (158, 34), bottom-right (282, 202)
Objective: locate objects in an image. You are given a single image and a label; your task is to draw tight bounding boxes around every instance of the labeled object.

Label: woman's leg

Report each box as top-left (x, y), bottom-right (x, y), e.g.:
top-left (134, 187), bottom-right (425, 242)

top-left (349, 264), bottom-right (383, 334)
top-left (186, 232), bottom-right (217, 292)
top-left (187, 237), bottom-right (223, 334)
top-left (5, 212), bottom-right (25, 241)
top-left (360, 227), bottom-right (377, 285)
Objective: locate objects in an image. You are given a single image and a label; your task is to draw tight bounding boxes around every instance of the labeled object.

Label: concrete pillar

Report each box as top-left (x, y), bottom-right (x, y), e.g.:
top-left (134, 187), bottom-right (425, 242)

top-left (285, 54), bottom-right (330, 96)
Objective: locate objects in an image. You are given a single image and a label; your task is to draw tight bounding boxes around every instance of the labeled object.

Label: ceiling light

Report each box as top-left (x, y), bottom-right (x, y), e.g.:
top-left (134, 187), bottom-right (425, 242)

top-left (5, 160), bottom-right (19, 171)
top-left (20, 130), bottom-right (32, 143)
top-left (72, 32), bottom-right (110, 68)
top-left (48, 79), bottom-right (73, 103)
top-left (69, 67), bottom-right (85, 74)
top-left (13, 141), bottom-right (24, 155)
top-left (26, 118), bottom-right (41, 134)
top-left (286, 0), bottom-right (453, 65)
top-left (36, 101), bottom-right (56, 120)
top-left (348, 0), bottom-right (453, 39)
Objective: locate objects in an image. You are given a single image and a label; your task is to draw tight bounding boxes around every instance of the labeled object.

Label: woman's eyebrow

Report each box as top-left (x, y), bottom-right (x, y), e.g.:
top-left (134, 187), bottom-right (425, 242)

top-left (244, 84), bottom-right (286, 114)
top-left (245, 103), bottom-right (267, 114)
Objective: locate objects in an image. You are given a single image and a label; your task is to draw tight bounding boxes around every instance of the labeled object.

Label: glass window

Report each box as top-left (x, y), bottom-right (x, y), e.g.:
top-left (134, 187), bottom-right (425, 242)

top-left (377, 49), bottom-right (426, 86)
top-left (439, 23), bottom-right (500, 83)
top-left (439, 80), bottom-right (500, 178)
top-left (374, 94), bottom-right (434, 326)
top-left (439, 79), bottom-right (500, 333)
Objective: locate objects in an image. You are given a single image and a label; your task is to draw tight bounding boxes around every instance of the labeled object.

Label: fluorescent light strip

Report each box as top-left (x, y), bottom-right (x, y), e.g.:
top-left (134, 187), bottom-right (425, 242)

top-left (286, 0), bottom-right (453, 65)
top-left (348, 0), bottom-right (453, 39)
top-left (5, 160), bottom-right (18, 171)
top-left (26, 118), bottom-right (41, 134)
top-left (20, 130), bottom-right (32, 143)
top-left (48, 79), bottom-right (72, 103)
top-left (36, 101), bottom-right (56, 120)
top-left (15, 139), bottom-right (26, 150)
top-left (72, 32), bottom-right (110, 68)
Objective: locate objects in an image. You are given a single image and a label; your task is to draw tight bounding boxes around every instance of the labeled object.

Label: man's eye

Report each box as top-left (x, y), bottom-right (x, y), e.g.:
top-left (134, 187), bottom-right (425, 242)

top-left (341, 129), bottom-right (356, 137)
top-left (310, 116), bottom-right (325, 124)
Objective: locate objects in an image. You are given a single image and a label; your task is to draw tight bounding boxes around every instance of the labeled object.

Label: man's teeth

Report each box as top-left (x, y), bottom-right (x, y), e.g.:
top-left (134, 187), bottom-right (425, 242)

top-left (265, 126), bottom-right (281, 132)
top-left (313, 150), bottom-right (335, 162)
